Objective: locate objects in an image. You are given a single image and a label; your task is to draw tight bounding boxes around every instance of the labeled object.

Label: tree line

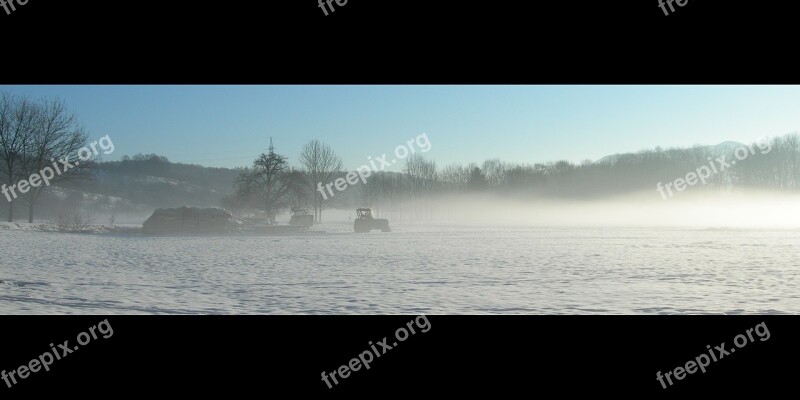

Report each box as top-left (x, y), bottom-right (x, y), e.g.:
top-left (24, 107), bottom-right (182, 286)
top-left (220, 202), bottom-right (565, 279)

top-left (229, 134), bottom-right (800, 223)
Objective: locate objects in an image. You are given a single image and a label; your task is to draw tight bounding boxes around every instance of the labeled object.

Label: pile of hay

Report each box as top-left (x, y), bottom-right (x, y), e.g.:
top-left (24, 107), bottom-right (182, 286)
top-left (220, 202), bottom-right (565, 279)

top-left (142, 207), bottom-right (235, 235)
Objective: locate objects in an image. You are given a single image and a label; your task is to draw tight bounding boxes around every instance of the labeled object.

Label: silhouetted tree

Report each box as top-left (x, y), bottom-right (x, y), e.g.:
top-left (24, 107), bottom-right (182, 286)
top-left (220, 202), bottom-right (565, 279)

top-left (299, 139), bottom-right (343, 223)
top-left (235, 140), bottom-right (301, 224)
top-left (20, 98), bottom-right (89, 223)
top-left (0, 94), bottom-right (89, 222)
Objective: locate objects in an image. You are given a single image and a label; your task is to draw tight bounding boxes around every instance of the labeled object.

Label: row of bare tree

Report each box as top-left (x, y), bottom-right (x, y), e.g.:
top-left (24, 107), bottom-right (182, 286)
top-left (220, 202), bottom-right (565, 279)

top-left (360, 135), bottom-right (800, 215)
top-left (228, 134), bottom-right (800, 223)
top-left (282, 134), bottom-right (800, 222)
top-left (0, 93), bottom-right (89, 223)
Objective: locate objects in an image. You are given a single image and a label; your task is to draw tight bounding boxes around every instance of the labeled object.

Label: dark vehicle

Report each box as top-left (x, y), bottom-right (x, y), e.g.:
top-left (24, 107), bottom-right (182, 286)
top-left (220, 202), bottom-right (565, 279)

top-left (289, 208), bottom-right (314, 228)
top-left (354, 208), bottom-right (391, 233)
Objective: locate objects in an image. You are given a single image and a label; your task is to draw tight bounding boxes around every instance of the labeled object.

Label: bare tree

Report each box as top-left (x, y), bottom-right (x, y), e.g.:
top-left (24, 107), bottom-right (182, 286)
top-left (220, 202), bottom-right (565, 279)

top-left (482, 158), bottom-right (506, 188)
top-left (403, 154), bottom-right (437, 219)
top-left (0, 94), bottom-right (37, 222)
top-left (438, 163), bottom-right (470, 190)
top-left (236, 140), bottom-right (301, 224)
top-left (20, 98), bottom-right (89, 223)
top-left (298, 139), bottom-right (343, 223)
top-left (404, 154), bottom-right (437, 190)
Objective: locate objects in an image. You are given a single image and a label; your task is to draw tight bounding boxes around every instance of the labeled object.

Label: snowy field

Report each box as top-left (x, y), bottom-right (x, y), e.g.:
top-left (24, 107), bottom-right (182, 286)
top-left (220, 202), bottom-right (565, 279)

top-left (1, 222), bottom-right (800, 314)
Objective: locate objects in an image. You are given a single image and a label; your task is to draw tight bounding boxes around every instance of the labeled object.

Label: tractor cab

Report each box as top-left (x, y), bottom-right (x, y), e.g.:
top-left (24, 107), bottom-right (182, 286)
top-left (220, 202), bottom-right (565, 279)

top-left (356, 208), bottom-right (374, 219)
top-left (354, 208), bottom-right (391, 233)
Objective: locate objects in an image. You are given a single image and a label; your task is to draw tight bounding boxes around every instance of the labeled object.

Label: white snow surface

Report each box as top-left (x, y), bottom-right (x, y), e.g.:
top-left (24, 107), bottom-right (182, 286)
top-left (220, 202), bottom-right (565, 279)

top-left (1, 222), bottom-right (799, 314)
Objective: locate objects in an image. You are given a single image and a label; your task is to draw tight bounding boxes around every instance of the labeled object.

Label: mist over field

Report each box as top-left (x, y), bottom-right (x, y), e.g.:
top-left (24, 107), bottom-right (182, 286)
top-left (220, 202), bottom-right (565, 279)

top-left (371, 191), bottom-right (800, 228)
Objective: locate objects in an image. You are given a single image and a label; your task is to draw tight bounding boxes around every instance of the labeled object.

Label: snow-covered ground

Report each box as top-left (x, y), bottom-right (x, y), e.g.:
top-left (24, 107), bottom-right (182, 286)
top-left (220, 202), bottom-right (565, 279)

top-left (1, 222), bottom-right (800, 314)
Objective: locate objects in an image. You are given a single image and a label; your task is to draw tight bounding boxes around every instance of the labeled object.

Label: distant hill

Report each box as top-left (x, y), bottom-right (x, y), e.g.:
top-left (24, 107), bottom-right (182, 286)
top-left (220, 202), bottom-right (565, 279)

top-left (81, 154), bottom-right (241, 211)
top-left (0, 154), bottom-right (244, 223)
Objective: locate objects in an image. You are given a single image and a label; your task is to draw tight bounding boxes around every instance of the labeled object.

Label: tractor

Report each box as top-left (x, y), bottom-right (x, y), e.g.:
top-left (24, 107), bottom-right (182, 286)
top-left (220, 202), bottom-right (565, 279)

top-left (354, 208), bottom-right (391, 233)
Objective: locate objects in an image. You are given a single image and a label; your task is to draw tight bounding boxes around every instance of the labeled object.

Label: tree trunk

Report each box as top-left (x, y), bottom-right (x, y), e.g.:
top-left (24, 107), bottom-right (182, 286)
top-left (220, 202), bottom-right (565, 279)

top-left (7, 200), bottom-right (12, 222)
top-left (313, 192), bottom-right (320, 223)
top-left (28, 201), bottom-right (34, 223)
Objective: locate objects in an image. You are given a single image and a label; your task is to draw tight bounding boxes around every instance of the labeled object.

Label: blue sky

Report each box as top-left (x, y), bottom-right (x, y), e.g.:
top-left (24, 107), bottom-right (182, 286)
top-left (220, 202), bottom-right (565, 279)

top-left (2, 85), bottom-right (799, 170)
